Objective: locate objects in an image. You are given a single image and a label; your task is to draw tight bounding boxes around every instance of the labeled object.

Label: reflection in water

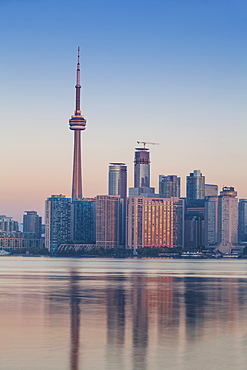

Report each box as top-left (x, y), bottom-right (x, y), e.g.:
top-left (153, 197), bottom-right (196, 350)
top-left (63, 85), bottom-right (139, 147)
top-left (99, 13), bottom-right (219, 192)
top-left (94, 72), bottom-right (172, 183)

top-left (69, 271), bottom-right (80, 370)
top-left (106, 276), bottom-right (126, 369)
top-left (1, 258), bottom-right (247, 370)
top-left (132, 274), bottom-right (148, 370)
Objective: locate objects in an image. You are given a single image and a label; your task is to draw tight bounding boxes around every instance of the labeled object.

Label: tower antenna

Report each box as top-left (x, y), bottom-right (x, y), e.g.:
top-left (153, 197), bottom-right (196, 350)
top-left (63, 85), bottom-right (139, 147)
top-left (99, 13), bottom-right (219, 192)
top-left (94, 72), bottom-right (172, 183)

top-left (75, 46), bottom-right (81, 113)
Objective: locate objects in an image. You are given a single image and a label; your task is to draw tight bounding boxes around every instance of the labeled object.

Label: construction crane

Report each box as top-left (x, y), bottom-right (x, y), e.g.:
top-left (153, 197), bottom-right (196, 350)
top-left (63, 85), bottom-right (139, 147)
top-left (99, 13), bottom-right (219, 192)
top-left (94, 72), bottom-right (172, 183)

top-left (137, 141), bottom-right (159, 149)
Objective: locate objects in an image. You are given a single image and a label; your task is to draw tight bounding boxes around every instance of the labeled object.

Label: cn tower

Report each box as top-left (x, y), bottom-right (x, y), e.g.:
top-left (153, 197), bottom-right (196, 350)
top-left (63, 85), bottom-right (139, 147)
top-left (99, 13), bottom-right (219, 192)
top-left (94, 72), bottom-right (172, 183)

top-left (69, 47), bottom-right (86, 201)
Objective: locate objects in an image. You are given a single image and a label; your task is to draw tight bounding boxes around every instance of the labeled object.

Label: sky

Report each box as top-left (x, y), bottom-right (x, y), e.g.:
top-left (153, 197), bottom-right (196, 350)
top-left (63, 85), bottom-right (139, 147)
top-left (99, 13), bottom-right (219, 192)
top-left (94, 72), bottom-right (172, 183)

top-left (1, 0), bottom-right (247, 222)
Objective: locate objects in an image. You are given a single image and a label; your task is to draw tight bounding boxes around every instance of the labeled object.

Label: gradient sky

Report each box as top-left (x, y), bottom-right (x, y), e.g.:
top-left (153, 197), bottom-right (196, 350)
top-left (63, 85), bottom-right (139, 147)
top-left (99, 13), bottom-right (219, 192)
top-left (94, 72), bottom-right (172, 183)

top-left (1, 0), bottom-right (247, 222)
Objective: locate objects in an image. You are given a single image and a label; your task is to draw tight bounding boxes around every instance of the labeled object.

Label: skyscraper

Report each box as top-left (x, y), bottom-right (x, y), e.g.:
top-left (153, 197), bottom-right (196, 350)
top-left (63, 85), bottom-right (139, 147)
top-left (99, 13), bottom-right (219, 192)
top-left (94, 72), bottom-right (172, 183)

top-left (186, 170), bottom-right (205, 205)
top-left (129, 147), bottom-right (155, 197)
top-left (108, 163), bottom-right (127, 202)
top-left (108, 163), bottom-right (127, 245)
top-left (23, 211), bottom-right (42, 239)
top-left (69, 47), bottom-right (86, 201)
top-left (217, 187), bottom-right (238, 251)
top-left (159, 175), bottom-right (180, 198)
top-left (134, 148), bottom-right (150, 188)
top-left (45, 195), bottom-right (72, 253)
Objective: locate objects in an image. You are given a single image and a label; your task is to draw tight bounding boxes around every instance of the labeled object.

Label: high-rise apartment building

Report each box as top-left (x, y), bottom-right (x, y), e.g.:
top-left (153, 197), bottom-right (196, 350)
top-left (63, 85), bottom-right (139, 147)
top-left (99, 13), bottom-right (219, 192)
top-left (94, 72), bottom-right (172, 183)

top-left (96, 195), bottom-right (121, 249)
top-left (72, 198), bottom-right (96, 244)
top-left (238, 199), bottom-right (247, 243)
top-left (126, 197), bottom-right (184, 253)
top-left (45, 195), bottom-right (72, 253)
top-left (129, 147), bottom-right (155, 197)
top-left (23, 211), bottom-right (42, 239)
top-left (159, 175), bottom-right (180, 198)
top-left (186, 170), bottom-right (205, 205)
top-left (0, 216), bottom-right (19, 232)
top-left (217, 187), bottom-right (238, 250)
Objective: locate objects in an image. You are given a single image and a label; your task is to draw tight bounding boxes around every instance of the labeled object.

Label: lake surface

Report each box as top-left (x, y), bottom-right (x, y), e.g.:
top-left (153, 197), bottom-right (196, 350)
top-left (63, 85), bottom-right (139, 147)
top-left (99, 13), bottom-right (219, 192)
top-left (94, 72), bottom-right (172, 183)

top-left (1, 257), bottom-right (247, 370)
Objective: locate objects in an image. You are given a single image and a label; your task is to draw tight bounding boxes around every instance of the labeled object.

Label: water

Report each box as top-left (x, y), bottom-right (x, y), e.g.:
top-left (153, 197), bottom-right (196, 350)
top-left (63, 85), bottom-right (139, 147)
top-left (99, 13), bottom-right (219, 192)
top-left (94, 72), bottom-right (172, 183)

top-left (1, 257), bottom-right (247, 370)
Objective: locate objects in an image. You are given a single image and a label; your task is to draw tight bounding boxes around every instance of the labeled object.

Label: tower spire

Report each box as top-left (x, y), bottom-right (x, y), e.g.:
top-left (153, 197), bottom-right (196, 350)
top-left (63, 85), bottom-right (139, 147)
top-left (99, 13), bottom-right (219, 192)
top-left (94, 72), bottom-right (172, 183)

top-left (69, 47), bottom-right (87, 201)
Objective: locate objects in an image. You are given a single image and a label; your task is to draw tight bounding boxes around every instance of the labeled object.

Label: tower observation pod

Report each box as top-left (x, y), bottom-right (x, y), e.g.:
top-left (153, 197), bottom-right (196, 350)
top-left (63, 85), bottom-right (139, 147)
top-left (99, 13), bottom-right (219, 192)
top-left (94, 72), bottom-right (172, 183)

top-left (69, 47), bottom-right (86, 201)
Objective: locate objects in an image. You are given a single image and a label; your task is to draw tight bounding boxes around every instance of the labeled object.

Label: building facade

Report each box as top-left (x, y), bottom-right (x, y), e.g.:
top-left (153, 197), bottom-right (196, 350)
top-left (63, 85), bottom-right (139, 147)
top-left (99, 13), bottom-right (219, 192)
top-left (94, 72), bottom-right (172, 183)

top-left (45, 195), bottom-right (72, 253)
top-left (126, 196), bottom-right (184, 253)
top-left (129, 147), bottom-right (155, 197)
top-left (96, 195), bottom-right (121, 249)
top-left (108, 163), bottom-right (127, 201)
top-left (0, 216), bottom-right (19, 232)
top-left (72, 198), bottom-right (96, 244)
top-left (205, 184), bottom-right (218, 197)
top-left (204, 196), bottom-right (218, 246)
top-left (217, 187), bottom-right (238, 247)
top-left (238, 199), bottom-right (247, 243)
top-left (159, 175), bottom-right (180, 198)
top-left (186, 170), bottom-right (205, 205)
top-left (23, 211), bottom-right (42, 239)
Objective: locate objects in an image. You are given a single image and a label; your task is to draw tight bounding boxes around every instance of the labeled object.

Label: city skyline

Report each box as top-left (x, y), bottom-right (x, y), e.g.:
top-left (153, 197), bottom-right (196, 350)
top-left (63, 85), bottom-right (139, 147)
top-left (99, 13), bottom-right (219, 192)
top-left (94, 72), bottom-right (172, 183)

top-left (1, 0), bottom-right (247, 222)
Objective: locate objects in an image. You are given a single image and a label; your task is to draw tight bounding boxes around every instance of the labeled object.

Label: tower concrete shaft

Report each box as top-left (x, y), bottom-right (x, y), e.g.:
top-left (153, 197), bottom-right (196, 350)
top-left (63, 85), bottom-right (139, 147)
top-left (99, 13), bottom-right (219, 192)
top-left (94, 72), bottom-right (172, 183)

top-left (69, 47), bottom-right (86, 201)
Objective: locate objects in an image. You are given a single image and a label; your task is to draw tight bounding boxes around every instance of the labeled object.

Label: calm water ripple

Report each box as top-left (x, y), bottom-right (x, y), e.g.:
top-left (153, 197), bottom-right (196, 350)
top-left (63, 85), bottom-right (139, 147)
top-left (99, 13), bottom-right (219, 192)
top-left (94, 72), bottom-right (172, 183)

top-left (1, 257), bottom-right (247, 370)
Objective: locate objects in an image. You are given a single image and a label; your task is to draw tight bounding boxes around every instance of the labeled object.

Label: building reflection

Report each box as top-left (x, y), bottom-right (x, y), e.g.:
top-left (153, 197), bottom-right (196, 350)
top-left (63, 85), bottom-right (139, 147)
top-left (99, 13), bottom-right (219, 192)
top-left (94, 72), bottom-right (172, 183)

top-left (131, 274), bottom-right (149, 370)
top-left (105, 275), bottom-right (126, 368)
top-left (69, 270), bottom-right (80, 370)
top-left (43, 264), bottom-right (247, 369)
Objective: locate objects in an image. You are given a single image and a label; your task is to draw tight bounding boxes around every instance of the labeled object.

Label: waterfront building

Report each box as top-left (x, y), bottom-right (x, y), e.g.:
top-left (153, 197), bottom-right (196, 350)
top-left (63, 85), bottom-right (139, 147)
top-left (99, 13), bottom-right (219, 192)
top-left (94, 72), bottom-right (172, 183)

top-left (23, 211), bottom-right (42, 239)
top-left (186, 170), bottom-right (205, 205)
top-left (204, 196), bottom-right (218, 246)
top-left (129, 147), bottom-right (155, 197)
top-left (159, 175), bottom-right (180, 198)
top-left (45, 195), bottom-right (72, 253)
top-left (96, 195), bottom-right (121, 249)
top-left (72, 198), bottom-right (96, 244)
top-left (0, 230), bottom-right (44, 250)
top-left (126, 196), bottom-right (184, 253)
top-left (184, 199), bottom-right (205, 249)
top-left (217, 187), bottom-right (238, 251)
top-left (205, 184), bottom-right (218, 197)
top-left (0, 215), bottom-right (19, 232)
top-left (69, 47), bottom-right (87, 201)
top-left (238, 199), bottom-right (247, 243)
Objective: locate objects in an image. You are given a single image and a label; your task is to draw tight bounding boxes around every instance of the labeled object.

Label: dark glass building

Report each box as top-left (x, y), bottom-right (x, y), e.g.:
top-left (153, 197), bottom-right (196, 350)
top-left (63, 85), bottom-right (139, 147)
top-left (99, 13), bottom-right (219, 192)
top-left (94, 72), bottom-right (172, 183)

top-left (72, 198), bottom-right (96, 244)
top-left (45, 195), bottom-right (72, 253)
top-left (23, 211), bottom-right (42, 239)
top-left (238, 199), bottom-right (247, 243)
top-left (186, 170), bottom-right (205, 205)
